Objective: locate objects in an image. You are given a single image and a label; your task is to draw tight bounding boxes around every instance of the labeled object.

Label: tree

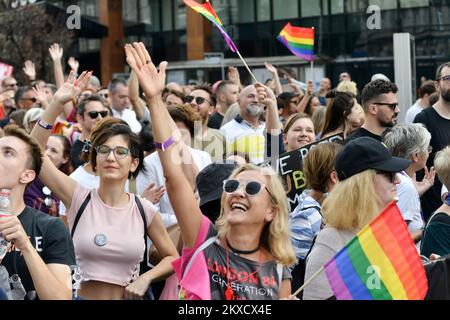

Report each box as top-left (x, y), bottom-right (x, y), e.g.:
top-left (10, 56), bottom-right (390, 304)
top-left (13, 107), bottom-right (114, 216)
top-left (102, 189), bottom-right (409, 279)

top-left (0, 0), bottom-right (76, 84)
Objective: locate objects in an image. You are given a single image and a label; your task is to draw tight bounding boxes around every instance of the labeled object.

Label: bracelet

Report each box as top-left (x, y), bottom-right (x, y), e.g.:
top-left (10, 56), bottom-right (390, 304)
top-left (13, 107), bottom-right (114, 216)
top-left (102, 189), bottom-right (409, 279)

top-left (37, 118), bottom-right (53, 130)
top-left (154, 136), bottom-right (174, 151)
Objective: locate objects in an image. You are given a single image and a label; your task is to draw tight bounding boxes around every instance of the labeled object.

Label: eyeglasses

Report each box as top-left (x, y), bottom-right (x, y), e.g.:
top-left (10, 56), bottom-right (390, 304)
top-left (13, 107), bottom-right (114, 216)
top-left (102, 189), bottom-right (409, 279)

top-left (437, 75), bottom-right (450, 83)
top-left (223, 179), bottom-right (272, 197)
top-left (372, 102), bottom-right (399, 111)
top-left (21, 97), bottom-right (37, 103)
top-left (95, 145), bottom-right (130, 159)
top-left (185, 95), bottom-right (212, 105)
top-left (87, 110), bottom-right (109, 119)
top-left (376, 170), bottom-right (397, 183)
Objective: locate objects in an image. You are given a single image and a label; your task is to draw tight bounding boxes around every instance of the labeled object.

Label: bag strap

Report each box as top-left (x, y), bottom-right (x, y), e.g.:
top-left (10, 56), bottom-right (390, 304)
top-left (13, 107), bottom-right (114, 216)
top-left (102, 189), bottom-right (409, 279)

top-left (134, 196), bottom-right (149, 273)
top-left (182, 236), bottom-right (218, 278)
top-left (70, 193), bottom-right (92, 238)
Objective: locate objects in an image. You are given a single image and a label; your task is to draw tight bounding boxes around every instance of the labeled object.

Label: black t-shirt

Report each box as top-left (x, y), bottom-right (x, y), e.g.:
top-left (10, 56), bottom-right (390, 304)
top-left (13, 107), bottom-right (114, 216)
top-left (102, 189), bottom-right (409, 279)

top-left (345, 127), bottom-right (382, 143)
top-left (2, 207), bottom-right (76, 300)
top-left (71, 139), bottom-right (85, 170)
top-left (207, 112), bottom-right (224, 130)
top-left (414, 106), bottom-right (450, 220)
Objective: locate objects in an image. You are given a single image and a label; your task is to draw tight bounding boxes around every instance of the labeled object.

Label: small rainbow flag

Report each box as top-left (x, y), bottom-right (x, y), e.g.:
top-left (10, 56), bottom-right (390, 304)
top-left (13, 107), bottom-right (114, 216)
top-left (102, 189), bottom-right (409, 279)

top-left (277, 22), bottom-right (314, 62)
top-left (324, 202), bottom-right (428, 300)
top-left (184, 0), bottom-right (237, 52)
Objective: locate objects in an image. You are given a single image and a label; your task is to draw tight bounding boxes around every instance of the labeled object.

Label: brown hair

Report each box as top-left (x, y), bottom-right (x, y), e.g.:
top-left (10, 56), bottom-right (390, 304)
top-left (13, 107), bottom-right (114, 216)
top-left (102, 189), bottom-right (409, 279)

top-left (304, 142), bottom-right (342, 193)
top-left (283, 113), bottom-right (313, 134)
top-left (168, 104), bottom-right (202, 137)
top-left (51, 135), bottom-right (73, 175)
top-left (3, 125), bottom-right (43, 178)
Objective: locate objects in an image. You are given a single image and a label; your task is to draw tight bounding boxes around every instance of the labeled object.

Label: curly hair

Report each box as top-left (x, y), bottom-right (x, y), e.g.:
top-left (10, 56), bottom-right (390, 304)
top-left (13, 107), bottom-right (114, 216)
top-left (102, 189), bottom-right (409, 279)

top-left (361, 79), bottom-right (398, 111)
top-left (167, 104), bottom-right (202, 137)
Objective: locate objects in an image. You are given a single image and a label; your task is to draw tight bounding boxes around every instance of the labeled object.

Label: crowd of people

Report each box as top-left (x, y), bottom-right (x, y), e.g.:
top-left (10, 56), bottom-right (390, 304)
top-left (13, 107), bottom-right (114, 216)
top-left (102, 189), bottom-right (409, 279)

top-left (0, 41), bottom-right (449, 300)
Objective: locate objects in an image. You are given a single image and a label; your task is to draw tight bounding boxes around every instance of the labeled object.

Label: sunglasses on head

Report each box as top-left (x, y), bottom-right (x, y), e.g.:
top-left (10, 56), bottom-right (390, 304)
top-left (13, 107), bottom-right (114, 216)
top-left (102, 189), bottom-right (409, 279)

top-left (223, 179), bottom-right (272, 197)
top-left (376, 170), bottom-right (397, 183)
top-left (87, 110), bottom-right (109, 119)
top-left (185, 95), bottom-right (211, 105)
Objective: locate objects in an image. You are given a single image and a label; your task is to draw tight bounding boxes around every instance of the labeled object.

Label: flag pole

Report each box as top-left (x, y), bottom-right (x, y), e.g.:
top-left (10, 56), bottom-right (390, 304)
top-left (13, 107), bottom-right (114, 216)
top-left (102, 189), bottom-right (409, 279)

top-left (235, 49), bottom-right (258, 84)
top-left (289, 266), bottom-right (324, 300)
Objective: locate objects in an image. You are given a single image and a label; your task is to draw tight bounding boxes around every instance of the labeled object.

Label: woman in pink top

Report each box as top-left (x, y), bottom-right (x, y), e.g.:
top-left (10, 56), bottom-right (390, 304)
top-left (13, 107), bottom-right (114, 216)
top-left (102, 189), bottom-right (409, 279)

top-left (30, 71), bottom-right (178, 300)
top-left (126, 43), bottom-right (296, 300)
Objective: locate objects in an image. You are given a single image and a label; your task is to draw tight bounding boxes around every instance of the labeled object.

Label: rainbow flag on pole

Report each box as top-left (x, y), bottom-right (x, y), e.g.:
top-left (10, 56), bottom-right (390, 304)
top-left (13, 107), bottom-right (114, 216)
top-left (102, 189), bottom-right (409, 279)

top-left (324, 201), bottom-right (428, 300)
top-left (277, 22), bottom-right (314, 61)
top-left (184, 0), bottom-right (237, 52)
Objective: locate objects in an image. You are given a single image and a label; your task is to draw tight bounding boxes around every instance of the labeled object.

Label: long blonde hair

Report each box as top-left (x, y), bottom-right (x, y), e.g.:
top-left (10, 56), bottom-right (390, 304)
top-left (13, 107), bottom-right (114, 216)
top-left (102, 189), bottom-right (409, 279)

top-left (322, 170), bottom-right (381, 231)
top-left (215, 164), bottom-right (296, 266)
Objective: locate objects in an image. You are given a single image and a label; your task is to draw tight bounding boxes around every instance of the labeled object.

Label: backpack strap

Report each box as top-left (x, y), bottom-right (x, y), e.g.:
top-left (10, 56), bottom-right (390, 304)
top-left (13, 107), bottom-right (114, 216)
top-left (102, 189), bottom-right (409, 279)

top-left (134, 196), bottom-right (149, 274)
top-left (70, 193), bottom-right (92, 238)
top-left (182, 236), bottom-right (218, 278)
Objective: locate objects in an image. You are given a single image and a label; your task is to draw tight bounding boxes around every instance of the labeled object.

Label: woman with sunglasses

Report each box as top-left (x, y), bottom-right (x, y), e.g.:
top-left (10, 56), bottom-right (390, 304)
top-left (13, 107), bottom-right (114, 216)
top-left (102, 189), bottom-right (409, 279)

top-left (383, 123), bottom-right (435, 244)
top-left (30, 71), bottom-right (178, 300)
top-left (24, 134), bottom-right (73, 217)
top-left (126, 42), bottom-right (296, 300)
top-left (303, 137), bottom-right (411, 300)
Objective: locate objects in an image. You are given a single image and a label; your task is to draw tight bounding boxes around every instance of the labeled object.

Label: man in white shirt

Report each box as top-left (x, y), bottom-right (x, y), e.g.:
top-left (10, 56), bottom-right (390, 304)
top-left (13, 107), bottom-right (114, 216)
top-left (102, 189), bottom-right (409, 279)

top-left (220, 85), bottom-right (267, 164)
top-left (108, 78), bottom-right (142, 133)
top-left (405, 80), bottom-right (436, 123)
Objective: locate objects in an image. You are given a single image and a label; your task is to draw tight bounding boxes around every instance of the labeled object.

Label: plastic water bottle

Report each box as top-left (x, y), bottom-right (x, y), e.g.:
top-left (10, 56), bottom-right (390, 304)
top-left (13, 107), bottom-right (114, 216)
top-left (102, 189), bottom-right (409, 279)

top-left (0, 189), bottom-right (12, 261)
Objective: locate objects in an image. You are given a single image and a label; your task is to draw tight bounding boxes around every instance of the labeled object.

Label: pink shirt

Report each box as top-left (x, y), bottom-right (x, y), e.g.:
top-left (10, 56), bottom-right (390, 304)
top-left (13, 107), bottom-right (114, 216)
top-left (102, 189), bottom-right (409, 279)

top-left (67, 184), bottom-right (158, 286)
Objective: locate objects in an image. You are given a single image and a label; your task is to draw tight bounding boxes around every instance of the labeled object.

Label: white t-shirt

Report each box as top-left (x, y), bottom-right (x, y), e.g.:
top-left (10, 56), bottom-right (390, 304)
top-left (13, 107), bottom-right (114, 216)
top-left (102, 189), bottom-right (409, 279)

top-left (405, 100), bottom-right (426, 124)
top-left (112, 108), bottom-right (142, 134)
top-left (59, 166), bottom-right (130, 216)
top-left (136, 147), bottom-right (211, 226)
top-left (396, 172), bottom-right (424, 233)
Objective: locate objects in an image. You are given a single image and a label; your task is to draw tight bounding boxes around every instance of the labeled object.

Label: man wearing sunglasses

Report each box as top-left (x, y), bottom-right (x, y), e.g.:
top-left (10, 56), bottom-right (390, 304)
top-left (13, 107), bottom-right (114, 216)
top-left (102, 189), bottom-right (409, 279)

top-left (414, 62), bottom-right (450, 221)
top-left (71, 95), bottom-right (110, 169)
top-left (14, 86), bottom-right (39, 110)
top-left (346, 79), bottom-right (399, 143)
top-left (187, 85), bottom-right (226, 161)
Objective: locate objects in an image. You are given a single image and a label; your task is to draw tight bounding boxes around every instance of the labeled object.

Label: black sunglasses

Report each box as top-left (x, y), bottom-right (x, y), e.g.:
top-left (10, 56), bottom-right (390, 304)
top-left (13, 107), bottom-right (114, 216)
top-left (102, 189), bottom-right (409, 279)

top-left (87, 111), bottom-right (109, 119)
top-left (185, 95), bottom-right (211, 105)
top-left (21, 97), bottom-right (37, 103)
top-left (372, 102), bottom-right (399, 111)
top-left (223, 179), bottom-right (272, 197)
top-left (376, 170), bottom-right (397, 183)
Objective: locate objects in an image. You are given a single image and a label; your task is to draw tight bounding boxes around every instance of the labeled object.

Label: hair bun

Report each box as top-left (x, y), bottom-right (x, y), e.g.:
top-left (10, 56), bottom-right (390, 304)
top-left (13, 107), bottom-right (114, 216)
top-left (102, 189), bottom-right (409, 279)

top-left (326, 90), bottom-right (337, 99)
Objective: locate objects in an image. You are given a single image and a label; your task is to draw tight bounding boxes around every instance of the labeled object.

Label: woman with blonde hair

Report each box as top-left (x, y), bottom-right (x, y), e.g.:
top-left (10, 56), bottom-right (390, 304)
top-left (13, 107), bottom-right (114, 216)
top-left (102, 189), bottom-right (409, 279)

top-left (126, 42), bottom-right (296, 300)
top-left (303, 137), bottom-right (411, 300)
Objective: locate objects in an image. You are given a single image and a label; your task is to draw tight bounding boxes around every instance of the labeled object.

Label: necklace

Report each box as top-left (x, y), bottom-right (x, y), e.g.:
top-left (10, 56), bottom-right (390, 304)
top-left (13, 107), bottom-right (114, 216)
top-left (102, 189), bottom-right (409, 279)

top-left (224, 239), bottom-right (263, 300)
top-left (226, 238), bottom-right (260, 255)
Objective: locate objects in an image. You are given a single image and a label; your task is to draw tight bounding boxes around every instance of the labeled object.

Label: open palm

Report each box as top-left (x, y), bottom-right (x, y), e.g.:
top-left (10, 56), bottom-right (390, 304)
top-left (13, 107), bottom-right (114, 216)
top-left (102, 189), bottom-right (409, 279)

top-left (53, 71), bottom-right (91, 105)
top-left (125, 42), bottom-right (167, 98)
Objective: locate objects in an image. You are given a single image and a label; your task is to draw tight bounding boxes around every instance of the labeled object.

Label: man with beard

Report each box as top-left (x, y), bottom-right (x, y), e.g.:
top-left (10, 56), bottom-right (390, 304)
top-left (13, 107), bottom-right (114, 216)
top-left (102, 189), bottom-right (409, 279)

top-left (220, 85), bottom-right (268, 164)
top-left (414, 62), bottom-right (450, 221)
top-left (346, 79), bottom-right (399, 143)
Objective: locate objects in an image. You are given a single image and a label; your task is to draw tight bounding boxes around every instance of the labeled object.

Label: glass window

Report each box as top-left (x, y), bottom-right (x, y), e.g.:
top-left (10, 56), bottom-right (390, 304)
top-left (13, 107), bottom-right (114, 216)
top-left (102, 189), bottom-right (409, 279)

top-left (211, 0), bottom-right (230, 25)
top-left (400, 0), bottom-right (429, 8)
top-left (139, 0), bottom-right (160, 31)
top-left (257, 0), bottom-right (271, 22)
top-left (123, 0), bottom-right (138, 22)
top-left (162, 0), bottom-right (173, 31)
top-left (322, 0), bottom-right (329, 15)
top-left (368, 0), bottom-right (397, 10)
top-left (175, 0), bottom-right (187, 30)
top-left (85, 0), bottom-right (98, 17)
top-left (301, 0), bottom-right (321, 17)
top-left (346, 0), bottom-right (366, 13)
top-left (331, 0), bottom-right (344, 14)
top-left (273, 0), bottom-right (298, 20)
top-left (234, 0), bottom-right (255, 23)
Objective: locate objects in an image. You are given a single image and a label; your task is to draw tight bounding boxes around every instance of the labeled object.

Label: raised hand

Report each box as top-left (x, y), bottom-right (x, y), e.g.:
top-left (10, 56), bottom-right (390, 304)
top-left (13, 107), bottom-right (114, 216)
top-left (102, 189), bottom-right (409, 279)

top-left (32, 85), bottom-right (48, 104)
top-left (264, 62), bottom-right (277, 75)
top-left (415, 166), bottom-right (436, 196)
top-left (49, 43), bottom-right (63, 61)
top-left (68, 57), bottom-right (79, 72)
top-left (124, 42), bottom-right (167, 99)
top-left (306, 80), bottom-right (314, 95)
top-left (255, 82), bottom-right (276, 110)
top-left (23, 60), bottom-right (36, 80)
top-left (228, 66), bottom-right (240, 83)
top-left (52, 70), bottom-right (92, 105)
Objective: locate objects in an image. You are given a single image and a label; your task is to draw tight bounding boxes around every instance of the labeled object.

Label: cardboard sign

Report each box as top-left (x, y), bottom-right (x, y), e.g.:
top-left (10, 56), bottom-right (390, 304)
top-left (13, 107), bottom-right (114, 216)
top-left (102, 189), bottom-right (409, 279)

top-left (264, 133), bottom-right (344, 210)
top-left (0, 63), bottom-right (13, 80)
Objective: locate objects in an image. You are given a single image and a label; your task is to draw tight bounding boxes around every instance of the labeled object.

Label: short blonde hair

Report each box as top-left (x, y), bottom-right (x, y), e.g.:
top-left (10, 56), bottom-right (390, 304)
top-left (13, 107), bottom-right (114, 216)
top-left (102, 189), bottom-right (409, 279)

top-left (336, 80), bottom-right (358, 97)
top-left (434, 146), bottom-right (450, 190)
top-left (23, 108), bottom-right (44, 133)
top-left (322, 170), bottom-right (381, 231)
top-left (215, 164), bottom-right (296, 266)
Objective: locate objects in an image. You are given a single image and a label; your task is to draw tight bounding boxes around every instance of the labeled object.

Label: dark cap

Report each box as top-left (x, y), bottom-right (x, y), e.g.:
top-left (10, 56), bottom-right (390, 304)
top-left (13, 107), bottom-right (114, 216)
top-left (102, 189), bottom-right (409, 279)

top-left (335, 137), bottom-right (411, 181)
top-left (196, 162), bottom-right (238, 207)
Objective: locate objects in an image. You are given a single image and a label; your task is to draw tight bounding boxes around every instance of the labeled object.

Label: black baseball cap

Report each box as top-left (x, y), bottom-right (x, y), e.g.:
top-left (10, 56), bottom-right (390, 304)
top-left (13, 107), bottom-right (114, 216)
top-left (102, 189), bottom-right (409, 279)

top-left (335, 137), bottom-right (411, 181)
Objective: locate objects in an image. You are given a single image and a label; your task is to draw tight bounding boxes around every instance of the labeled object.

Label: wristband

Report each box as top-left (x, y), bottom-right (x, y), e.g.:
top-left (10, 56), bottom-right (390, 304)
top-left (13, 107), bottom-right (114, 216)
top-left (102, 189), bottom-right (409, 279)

top-left (155, 136), bottom-right (174, 151)
top-left (37, 118), bottom-right (53, 130)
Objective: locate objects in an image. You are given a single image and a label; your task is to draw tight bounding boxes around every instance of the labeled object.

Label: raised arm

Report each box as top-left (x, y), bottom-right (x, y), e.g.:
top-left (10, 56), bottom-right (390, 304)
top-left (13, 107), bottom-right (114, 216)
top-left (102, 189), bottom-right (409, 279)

top-left (48, 43), bottom-right (65, 89)
top-left (265, 62), bottom-right (282, 95)
top-left (296, 80), bottom-right (313, 113)
top-left (125, 42), bottom-right (202, 248)
top-left (30, 71), bottom-right (92, 209)
top-left (22, 60), bottom-right (36, 84)
top-left (128, 70), bottom-right (148, 120)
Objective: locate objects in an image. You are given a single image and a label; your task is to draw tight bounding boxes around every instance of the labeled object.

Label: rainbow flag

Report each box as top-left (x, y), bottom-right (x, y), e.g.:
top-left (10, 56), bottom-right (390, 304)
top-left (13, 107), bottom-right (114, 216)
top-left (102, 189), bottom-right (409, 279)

top-left (184, 0), bottom-right (237, 52)
top-left (324, 202), bottom-right (428, 300)
top-left (277, 22), bottom-right (314, 61)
